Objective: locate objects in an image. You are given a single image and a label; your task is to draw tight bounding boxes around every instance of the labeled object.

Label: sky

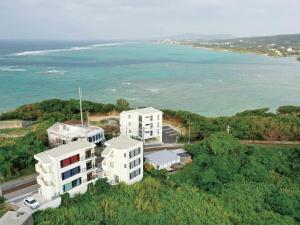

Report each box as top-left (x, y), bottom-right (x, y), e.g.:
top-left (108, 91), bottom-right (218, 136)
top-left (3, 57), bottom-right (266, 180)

top-left (0, 0), bottom-right (299, 40)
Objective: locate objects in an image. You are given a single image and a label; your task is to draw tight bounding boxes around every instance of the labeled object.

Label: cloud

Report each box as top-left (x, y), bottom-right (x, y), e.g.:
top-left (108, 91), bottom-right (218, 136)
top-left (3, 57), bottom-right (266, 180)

top-left (0, 0), bottom-right (299, 40)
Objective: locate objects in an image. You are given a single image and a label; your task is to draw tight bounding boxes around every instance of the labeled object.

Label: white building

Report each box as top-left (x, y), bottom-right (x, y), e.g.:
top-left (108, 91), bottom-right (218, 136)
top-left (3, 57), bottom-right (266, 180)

top-left (101, 136), bottom-right (143, 185)
top-left (144, 150), bottom-right (180, 170)
top-left (34, 140), bottom-right (98, 201)
top-left (47, 122), bottom-right (105, 147)
top-left (120, 107), bottom-right (163, 143)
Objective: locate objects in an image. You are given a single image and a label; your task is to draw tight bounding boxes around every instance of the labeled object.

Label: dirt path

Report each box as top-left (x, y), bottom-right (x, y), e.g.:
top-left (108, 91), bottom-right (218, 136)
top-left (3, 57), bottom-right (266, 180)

top-left (240, 140), bottom-right (300, 146)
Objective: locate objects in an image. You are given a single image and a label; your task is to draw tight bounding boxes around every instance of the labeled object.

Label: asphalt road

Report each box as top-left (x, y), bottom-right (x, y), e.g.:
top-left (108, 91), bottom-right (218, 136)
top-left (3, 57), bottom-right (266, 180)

top-left (0, 174), bottom-right (38, 202)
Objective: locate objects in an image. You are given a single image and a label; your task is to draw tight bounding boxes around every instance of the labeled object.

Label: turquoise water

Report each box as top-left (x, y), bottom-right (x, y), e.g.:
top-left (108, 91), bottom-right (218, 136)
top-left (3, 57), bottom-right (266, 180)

top-left (0, 41), bottom-right (300, 116)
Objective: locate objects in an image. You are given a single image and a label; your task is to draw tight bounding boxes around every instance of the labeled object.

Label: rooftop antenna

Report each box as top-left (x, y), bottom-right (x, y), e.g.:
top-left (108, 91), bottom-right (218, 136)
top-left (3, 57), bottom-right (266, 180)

top-left (79, 88), bottom-right (83, 126)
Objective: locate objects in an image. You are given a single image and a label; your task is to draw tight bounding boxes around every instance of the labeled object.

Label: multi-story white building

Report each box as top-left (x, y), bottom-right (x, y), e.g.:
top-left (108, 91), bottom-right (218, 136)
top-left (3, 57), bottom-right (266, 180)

top-left (101, 136), bottom-right (143, 185)
top-left (120, 107), bottom-right (163, 143)
top-left (47, 122), bottom-right (105, 147)
top-left (34, 140), bottom-right (98, 201)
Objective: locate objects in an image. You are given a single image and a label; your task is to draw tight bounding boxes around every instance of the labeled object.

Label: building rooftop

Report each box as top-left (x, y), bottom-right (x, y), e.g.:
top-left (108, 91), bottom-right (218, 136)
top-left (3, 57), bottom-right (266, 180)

top-left (35, 139), bottom-right (95, 162)
top-left (105, 135), bottom-right (142, 149)
top-left (145, 150), bottom-right (180, 167)
top-left (121, 107), bottom-right (162, 115)
top-left (47, 122), bottom-right (104, 139)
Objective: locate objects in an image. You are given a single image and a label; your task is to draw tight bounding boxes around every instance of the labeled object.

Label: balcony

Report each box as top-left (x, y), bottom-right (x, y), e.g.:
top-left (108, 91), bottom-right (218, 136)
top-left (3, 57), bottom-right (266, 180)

top-left (80, 152), bottom-right (96, 161)
top-left (35, 163), bottom-right (50, 174)
top-left (37, 175), bottom-right (54, 187)
top-left (81, 164), bottom-right (96, 173)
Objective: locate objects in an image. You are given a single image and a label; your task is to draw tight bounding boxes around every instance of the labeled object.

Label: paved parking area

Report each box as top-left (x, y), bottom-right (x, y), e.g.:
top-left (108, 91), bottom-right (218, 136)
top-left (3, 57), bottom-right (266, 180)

top-left (162, 125), bottom-right (179, 143)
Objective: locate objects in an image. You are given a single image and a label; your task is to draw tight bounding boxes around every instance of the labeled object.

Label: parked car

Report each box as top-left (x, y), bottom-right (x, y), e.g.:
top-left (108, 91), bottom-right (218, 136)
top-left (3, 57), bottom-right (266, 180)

top-left (23, 197), bottom-right (40, 209)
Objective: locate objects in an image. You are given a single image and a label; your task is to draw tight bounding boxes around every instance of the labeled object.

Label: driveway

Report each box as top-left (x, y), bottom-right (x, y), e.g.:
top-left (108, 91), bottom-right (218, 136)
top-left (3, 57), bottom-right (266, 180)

top-left (162, 125), bottom-right (179, 143)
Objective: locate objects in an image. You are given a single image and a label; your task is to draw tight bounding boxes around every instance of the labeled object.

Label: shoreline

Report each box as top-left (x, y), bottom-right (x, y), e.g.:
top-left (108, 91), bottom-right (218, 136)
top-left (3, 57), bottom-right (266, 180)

top-left (174, 41), bottom-right (300, 62)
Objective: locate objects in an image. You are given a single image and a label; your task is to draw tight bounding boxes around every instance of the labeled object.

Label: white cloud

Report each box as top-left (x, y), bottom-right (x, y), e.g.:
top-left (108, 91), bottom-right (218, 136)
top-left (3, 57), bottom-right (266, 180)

top-left (0, 0), bottom-right (299, 39)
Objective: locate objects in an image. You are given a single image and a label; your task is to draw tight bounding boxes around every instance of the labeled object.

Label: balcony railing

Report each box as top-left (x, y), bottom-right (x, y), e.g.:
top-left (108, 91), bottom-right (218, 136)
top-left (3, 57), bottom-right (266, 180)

top-left (81, 164), bottom-right (96, 173)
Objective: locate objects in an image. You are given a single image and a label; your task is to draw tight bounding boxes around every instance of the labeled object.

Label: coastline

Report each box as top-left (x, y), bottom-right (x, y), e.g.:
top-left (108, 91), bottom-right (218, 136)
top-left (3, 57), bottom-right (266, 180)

top-left (174, 41), bottom-right (300, 62)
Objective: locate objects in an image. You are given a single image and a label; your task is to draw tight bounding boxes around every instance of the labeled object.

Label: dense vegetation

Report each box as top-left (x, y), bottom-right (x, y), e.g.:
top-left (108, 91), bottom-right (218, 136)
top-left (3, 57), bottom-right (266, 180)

top-left (163, 107), bottom-right (300, 141)
top-left (33, 133), bottom-right (300, 225)
top-left (1, 100), bottom-right (300, 182)
top-left (0, 99), bottom-right (121, 121)
top-left (0, 122), bottom-right (49, 182)
top-left (277, 105), bottom-right (300, 115)
top-left (0, 99), bottom-right (125, 182)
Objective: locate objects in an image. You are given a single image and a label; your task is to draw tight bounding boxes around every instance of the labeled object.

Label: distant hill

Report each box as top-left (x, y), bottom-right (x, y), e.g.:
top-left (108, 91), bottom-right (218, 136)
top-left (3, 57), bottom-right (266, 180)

top-left (220, 33), bottom-right (300, 44)
top-left (185, 33), bottom-right (300, 60)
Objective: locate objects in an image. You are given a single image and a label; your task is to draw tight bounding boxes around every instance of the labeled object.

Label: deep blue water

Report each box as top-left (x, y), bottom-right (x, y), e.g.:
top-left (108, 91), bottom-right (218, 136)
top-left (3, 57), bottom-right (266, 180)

top-left (0, 40), bottom-right (300, 116)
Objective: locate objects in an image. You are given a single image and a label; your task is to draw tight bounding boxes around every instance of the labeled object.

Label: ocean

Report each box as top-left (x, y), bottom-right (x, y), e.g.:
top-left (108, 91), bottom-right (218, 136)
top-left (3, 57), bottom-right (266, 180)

top-left (0, 40), bottom-right (300, 116)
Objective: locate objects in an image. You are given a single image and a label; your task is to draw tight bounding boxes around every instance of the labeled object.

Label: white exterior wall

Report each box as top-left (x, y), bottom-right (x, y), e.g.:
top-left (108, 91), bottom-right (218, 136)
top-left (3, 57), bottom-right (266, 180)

top-left (47, 123), bottom-right (105, 147)
top-left (120, 108), bottom-right (163, 142)
top-left (102, 142), bottom-right (143, 185)
top-left (35, 145), bottom-right (98, 201)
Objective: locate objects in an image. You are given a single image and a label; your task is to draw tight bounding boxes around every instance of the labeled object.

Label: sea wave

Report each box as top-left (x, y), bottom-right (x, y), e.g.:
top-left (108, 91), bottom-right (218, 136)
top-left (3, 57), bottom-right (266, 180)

top-left (0, 66), bottom-right (26, 72)
top-left (10, 42), bottom-right (134, 57)
top-left (147, 88), bottom-right (160, 93)
top-left (36, 69), bottom-right (66, 75)
top-left (122, 82), bottom-right (131, 85)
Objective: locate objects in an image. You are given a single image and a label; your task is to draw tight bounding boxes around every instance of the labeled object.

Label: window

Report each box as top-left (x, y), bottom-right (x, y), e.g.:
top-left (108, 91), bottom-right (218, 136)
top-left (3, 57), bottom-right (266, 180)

top-left (150, 131), bottom-right (153, 136)
top-left (150, 123), bottom-right (153, 129)
top-left (128, 114), bottom-right (131, 119)
top-left (130, 168), bottom-right (141, 180)
top-left (88, 137), bottom-right (92, 142)
top-left (110, 161), bottom-right (114, 168)
top-left (92, 136), bottom-right (96, 142)
top-left (129, 147), bottom-right (141, 158)
top-left (157, 122), bottom-right (160, 127)
top-left (124, 164), bottom-right (127, 168)
top-left (128, 122), bottom-right (131, 126)
top-left (61, 166), bottom-right (81, 180)
top-left (85, 149), bottom-right (92, 159)
top-left (60, 154), bottom-right (79, 168)
top-left (157, 115), bottom-right (160, 120)
top-left (129, 129), bottom-right (131, 133)
top-left (86, 161), bottom-right (93, 170)
top-left (63, 178), bottom-right (81, 192)
top-left (129, 158), bottom-right (141, 169)
top-left (124, 153), bottom-right (126, 158)
top-left (87, 172), bottom-right (93, 181)
top-left (150, 115), bottom-right (153, 121)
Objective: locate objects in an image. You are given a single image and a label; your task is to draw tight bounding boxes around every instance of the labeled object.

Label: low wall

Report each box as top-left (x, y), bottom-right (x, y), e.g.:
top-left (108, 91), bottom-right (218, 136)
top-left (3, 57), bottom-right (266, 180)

top-left (0, 121), bottom-right (34, 129)
top-left (39, 197), bottom-right (61, 210)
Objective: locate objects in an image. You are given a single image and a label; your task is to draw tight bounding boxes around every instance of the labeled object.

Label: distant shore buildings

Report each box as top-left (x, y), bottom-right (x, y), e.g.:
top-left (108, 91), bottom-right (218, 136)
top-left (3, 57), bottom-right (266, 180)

top-left (47, 122), bottom-right (105, 147)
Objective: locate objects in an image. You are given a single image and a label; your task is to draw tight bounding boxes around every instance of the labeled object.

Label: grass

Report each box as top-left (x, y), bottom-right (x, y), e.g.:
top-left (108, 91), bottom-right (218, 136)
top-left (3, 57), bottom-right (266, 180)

top-left (0, 206), bottom-right (7, 218)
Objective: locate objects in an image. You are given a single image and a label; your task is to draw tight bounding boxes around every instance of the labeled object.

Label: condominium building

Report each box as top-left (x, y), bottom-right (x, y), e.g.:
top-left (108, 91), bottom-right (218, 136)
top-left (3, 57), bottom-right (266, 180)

top-left (101, 136), bottom-right (143, 185)
top-left (34, 140), bottom-right (98, 201)
top-left (47, 122), bottom-right (105, 147)
top-left (120, 107), bottom-right (163, 142)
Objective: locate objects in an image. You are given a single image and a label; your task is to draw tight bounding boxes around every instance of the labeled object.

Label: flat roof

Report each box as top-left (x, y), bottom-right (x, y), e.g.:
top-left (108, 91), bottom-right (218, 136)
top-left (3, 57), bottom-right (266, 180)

top-left (105, 135), bottom-right (142, 149)
top-left (122, 107), bottom-right (162, 115)
top-left (47, 122), bottom-right (104, 138)
top-left (145, 150), bottom-right (180, 166)
top-left (35, 140), bottom-right (95, 162)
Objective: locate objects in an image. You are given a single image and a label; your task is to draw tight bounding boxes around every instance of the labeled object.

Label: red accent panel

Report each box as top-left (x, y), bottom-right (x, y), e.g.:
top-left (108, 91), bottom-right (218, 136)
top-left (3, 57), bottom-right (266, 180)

top-left (60, 154), bottom-right (80, 168)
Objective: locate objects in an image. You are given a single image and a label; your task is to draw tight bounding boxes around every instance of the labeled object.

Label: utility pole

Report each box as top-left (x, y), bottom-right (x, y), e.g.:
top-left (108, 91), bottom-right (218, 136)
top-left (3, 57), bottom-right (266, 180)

top-left (79, 88), bottom-right (83, 126)
top-left (188, 121), bottom-right (191, 144)
top-left (87, 111), bottom-right (90, 126)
